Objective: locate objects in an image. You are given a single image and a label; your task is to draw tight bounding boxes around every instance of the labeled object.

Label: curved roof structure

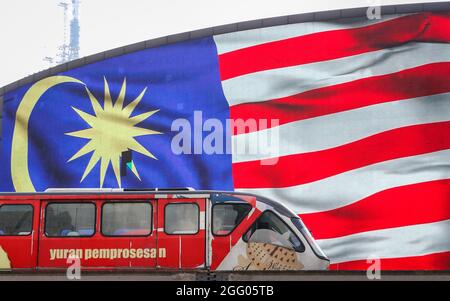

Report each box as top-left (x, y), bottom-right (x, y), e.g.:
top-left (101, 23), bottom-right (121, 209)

top-left (1, 1), bottom-right (448, 96)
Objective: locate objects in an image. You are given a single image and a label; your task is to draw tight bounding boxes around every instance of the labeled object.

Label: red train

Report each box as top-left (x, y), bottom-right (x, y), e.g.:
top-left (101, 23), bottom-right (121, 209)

top-left (0, 189), bottom-right (329, 271)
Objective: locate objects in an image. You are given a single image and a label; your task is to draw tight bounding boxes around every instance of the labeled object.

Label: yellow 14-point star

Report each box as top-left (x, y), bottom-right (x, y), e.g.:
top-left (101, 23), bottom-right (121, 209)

top-left (66, 77), bottom-right (161, 188)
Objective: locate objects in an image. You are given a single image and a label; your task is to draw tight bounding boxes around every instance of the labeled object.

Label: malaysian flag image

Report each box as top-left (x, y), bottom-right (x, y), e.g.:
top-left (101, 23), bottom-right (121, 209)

top-left (1, 11), bottom-right (449, 270)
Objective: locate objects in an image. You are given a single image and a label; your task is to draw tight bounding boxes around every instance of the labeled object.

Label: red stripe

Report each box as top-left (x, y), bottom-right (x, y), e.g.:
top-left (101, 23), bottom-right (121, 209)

top-left (330, 251), bottom-right (450, 270)
top-left (219, 12), bottom-right (450, 80)
top-left (230, 63), bottom-right (450, 135)
top-left (301, 179), bottom-right (450, 240)
top-left (233, 121), bottom-right (450, 188)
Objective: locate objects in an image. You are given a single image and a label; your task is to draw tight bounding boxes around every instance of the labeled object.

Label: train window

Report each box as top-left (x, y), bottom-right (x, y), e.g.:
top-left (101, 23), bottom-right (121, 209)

top-left (212, 203), bottom-right (252, 236)
top-left (45, 203), bottom-right (95, 237)
top-left (164, 203), bottom-right (199, 235)
top-left (243, 211), bottom-right (305, 252)
top-left (0, 205), bottom-right (33, 236)
top-left (102, 203), bottom-right (152, 236)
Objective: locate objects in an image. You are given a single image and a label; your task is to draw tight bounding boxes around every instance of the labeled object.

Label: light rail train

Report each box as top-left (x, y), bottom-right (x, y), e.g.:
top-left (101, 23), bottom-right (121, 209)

top-left (0, 189), bottom-right (329, 271)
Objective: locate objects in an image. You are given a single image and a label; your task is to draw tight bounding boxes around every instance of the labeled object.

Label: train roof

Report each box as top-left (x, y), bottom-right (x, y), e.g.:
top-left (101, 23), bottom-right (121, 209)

top-left (0, 189), bottom-right (299, 218)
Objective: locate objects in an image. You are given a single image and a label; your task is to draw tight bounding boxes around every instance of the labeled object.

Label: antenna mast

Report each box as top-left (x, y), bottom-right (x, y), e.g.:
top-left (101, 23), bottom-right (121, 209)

top-left (44, 0), bottom-right (80, 65)
top-left (58, 1), bottom-right (69, 62)
top-left (68, 0), bottom-right (80, 61)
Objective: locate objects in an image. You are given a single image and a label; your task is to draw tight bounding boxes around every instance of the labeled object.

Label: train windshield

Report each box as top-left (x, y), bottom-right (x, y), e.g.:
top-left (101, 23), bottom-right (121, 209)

top-left (244, 211), bottom-right (305, 252)
top-left (291, 217), bottom-right (328, 260)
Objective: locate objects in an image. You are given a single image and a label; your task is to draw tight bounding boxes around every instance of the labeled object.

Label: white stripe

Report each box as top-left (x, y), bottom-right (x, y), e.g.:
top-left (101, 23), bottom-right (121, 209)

top-left (232, 93), bottom-right (450, 163)
top-left (214, 15), bottom-right (403, 55)
top-left (222, 43), bottom-right (450, 106)
top-left (200, 212), bottom-right (205, 230)
top-left (236, 149), bottom-right (450, 214)
top-left (317, 219), bottom-right (450, 264)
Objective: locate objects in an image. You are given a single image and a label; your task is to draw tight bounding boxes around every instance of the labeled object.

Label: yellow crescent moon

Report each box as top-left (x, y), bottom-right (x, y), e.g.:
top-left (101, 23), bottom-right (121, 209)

top-left (11, 76), bottom-right (84, 192)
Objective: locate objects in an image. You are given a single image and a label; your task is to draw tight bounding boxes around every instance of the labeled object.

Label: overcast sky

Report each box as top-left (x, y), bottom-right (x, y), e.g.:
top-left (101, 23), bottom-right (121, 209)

top-left (0, 0), bottom-right (441, 87)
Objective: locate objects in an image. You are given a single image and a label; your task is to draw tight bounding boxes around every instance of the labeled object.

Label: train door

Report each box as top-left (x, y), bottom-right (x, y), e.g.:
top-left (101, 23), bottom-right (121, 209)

top-left (156, 198), bottom-right (206, 269)
top-left (38, 199), bottom-right (158, 269)
top-left (0, 200), bottom-right (39, 269)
